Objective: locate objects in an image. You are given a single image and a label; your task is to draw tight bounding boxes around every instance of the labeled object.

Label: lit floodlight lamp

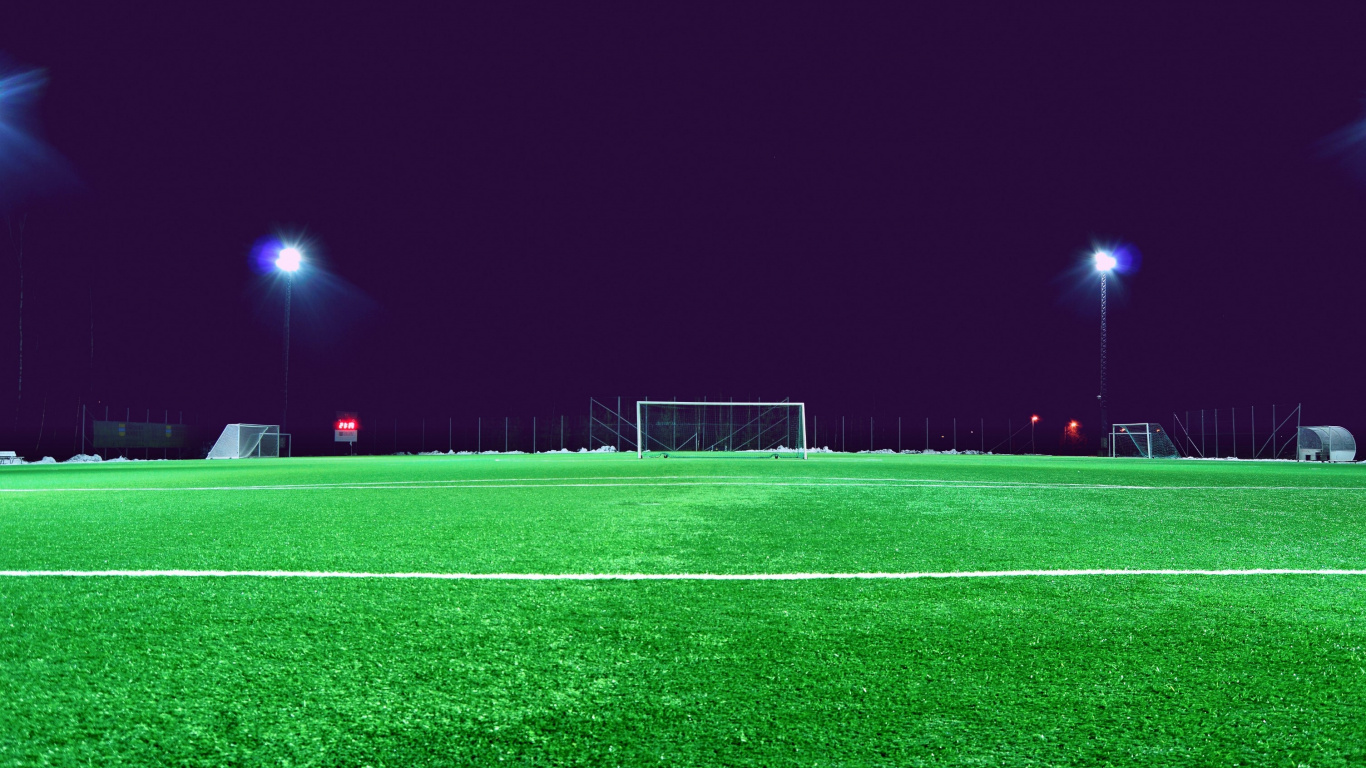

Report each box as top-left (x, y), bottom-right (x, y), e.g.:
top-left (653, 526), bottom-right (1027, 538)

top-left (276, 246), bottom-right (303, 273)
top-left (1093, 250), bottom-right (1118, 272)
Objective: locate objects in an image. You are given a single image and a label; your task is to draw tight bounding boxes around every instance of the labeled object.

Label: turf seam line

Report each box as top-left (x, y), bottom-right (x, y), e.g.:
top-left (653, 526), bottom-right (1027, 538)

top-left (4, 569), bottom-right (1366, 580)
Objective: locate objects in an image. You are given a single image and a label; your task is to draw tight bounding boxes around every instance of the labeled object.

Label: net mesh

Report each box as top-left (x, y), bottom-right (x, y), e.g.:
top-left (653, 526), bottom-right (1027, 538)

top-left (1110, 423), bottom-right (1180, 458)
top-left (207, 424), bottom-right (281, 459)
top-left (638, 402), bottom-right (806, 458)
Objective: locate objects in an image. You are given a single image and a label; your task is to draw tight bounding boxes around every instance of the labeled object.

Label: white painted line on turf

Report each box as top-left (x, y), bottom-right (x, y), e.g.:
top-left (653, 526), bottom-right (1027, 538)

top-left (3, 569), bottom-right (1366, 580)
top-left (4, 480), bottom-right (1366, 493)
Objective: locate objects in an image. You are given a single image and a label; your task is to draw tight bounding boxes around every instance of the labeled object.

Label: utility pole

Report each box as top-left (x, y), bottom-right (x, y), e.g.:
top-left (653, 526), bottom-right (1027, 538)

top-left (10, 216), bottom-right (26, 431)
top-left (1099, 269), bottom-right (1108, 451)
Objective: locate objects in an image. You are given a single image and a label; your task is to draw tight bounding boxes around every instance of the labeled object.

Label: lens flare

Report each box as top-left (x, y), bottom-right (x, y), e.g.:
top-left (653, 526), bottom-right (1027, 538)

top-left (0, 60), bottom-right (75, 209)
top-left (276, 246), bottom-right (302, 272)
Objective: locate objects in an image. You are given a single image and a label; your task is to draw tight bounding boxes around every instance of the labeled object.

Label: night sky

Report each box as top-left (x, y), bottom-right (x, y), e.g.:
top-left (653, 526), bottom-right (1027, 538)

top-left (3, 4), bottom-right (1365, 457)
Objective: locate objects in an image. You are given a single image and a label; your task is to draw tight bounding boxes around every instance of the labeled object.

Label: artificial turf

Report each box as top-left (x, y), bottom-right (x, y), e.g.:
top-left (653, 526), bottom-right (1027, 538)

top-left (2, 454), bottom-right (1365, 766)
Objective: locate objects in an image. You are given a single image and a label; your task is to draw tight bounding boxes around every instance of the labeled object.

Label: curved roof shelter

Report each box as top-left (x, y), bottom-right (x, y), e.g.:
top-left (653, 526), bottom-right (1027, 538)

top-left (1296, 426), bottom-right (1356, 462)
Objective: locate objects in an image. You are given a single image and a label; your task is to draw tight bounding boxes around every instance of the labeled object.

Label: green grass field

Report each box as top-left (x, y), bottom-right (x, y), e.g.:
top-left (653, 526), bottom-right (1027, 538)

top-left (3, 454), bottom-right (1366, 766)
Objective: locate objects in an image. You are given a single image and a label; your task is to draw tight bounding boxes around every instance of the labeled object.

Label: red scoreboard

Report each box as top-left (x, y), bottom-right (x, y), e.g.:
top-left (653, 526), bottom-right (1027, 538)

top-left (334, 412), bottom-right (360, 443)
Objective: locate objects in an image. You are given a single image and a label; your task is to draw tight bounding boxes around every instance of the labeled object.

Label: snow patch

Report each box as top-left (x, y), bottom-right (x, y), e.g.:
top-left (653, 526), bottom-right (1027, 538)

top-left (63, 454), bottom-right (104, 463)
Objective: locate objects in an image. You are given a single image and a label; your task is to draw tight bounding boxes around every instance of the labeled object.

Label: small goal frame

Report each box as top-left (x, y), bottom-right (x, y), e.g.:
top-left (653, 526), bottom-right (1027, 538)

top-left (207, 424), bottom-right (293, 459)
top-left (1109, 422), bottom-right (1178, 459)
top-left (635, 401), bottom-right (808, 459)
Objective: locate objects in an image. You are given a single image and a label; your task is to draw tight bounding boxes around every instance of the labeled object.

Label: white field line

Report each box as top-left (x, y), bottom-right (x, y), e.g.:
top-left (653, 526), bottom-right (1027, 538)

top-left (3, 479), bottom-right (1366, 493)
top-left (3, 569), bottom-right (1366, 580)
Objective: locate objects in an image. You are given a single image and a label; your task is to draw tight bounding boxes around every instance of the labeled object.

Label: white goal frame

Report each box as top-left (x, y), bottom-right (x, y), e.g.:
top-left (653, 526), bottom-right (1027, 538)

top-left (1109, 422), bottom-right (1176, 459)
top-left (207, 424), bottom-right (293, 459)
top-left (635, 401), bottom-right (808, 459)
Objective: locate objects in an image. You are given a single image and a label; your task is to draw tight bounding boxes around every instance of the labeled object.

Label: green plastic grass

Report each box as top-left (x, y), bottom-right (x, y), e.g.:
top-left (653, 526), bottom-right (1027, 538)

top-left (2, 454), bottom-right (1365, 766)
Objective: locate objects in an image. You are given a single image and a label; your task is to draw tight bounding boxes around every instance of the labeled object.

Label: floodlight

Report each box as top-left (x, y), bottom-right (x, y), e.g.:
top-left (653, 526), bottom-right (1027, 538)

top-left (276, 246), bottom-right (303, 273)
top-left (1093, 250), bottom-right (1117, 272)
top-left (1031, 415), bottom-right (1039, 423)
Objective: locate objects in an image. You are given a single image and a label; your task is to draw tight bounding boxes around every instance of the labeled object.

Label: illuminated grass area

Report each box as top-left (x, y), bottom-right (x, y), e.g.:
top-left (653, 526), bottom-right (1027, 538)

top-left (2, 455), bottom-right (1365, 765)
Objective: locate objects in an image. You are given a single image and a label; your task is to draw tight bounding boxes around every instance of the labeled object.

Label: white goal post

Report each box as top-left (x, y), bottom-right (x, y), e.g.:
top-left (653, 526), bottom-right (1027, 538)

top-left (207, 424), bottom-right (291, 459)
top-left (1109, 422), bottom-right (1180, 459)
top-left (635, 401), bottom-right (807, 459)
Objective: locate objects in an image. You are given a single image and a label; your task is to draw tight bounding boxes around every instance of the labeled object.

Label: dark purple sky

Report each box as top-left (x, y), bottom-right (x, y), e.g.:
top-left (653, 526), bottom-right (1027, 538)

top-left (3, 4), bottom-right (1366, 456)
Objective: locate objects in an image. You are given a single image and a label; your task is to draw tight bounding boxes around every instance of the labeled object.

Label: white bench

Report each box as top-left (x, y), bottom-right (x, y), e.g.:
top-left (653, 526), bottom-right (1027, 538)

top-left (0, 451), bottom-right (20, 465)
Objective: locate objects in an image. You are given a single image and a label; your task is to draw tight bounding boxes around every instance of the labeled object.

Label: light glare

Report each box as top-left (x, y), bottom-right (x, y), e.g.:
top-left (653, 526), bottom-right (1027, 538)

top-left (276, 246), bottom-right (303, 273)
top-left (1093, 251), bottom-right (1118, 272)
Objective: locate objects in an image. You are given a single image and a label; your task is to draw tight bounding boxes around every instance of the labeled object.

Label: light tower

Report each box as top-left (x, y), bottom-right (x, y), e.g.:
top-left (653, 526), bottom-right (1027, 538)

top-left (1093, 250), bottom-right (1117, 448)
top-left (275, 246), bottom-right (303, 432)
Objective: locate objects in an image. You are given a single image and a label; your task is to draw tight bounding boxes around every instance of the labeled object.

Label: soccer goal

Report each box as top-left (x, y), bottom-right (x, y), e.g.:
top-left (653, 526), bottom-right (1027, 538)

top-left (207, 424), bottom-right (290, 459)
top-left (636, 401), bottom-right (807, 459)
top-left (1109, 423), bottom-right (1180, 458)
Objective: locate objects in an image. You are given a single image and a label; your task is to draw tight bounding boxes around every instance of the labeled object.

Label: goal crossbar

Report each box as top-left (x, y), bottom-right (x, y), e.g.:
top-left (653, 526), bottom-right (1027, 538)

top-left (635, 401), bottom-right (808, 459)
top-left (1109, 422), bottom-right (1179, 459)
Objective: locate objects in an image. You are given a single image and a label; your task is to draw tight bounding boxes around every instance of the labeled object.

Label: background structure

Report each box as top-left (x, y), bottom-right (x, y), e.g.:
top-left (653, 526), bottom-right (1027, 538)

top-left (2, 5), bottom-right (1365, 457)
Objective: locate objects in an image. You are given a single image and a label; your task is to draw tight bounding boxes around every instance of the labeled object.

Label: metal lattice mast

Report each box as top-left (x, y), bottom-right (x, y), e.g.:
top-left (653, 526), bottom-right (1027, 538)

top-left (282, 275), bottom-right (292, 433)
top-left (1099, 271), bottom-right (1108, 444)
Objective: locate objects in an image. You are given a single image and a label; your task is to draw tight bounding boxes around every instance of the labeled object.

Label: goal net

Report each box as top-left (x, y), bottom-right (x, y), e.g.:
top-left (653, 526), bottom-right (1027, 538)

top-left (636, 401), bottom-right (807, 459)
top-left (1109, 423), bottom-right (1180, 458)
top-left (207, 424), bottom-right (284, 459)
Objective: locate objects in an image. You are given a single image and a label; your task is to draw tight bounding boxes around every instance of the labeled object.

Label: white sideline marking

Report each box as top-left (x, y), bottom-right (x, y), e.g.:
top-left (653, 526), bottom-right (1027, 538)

top-left (3, 569), bottom-right (1365, 580)
top-left (3, 480), bottom-right (1366, 493)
